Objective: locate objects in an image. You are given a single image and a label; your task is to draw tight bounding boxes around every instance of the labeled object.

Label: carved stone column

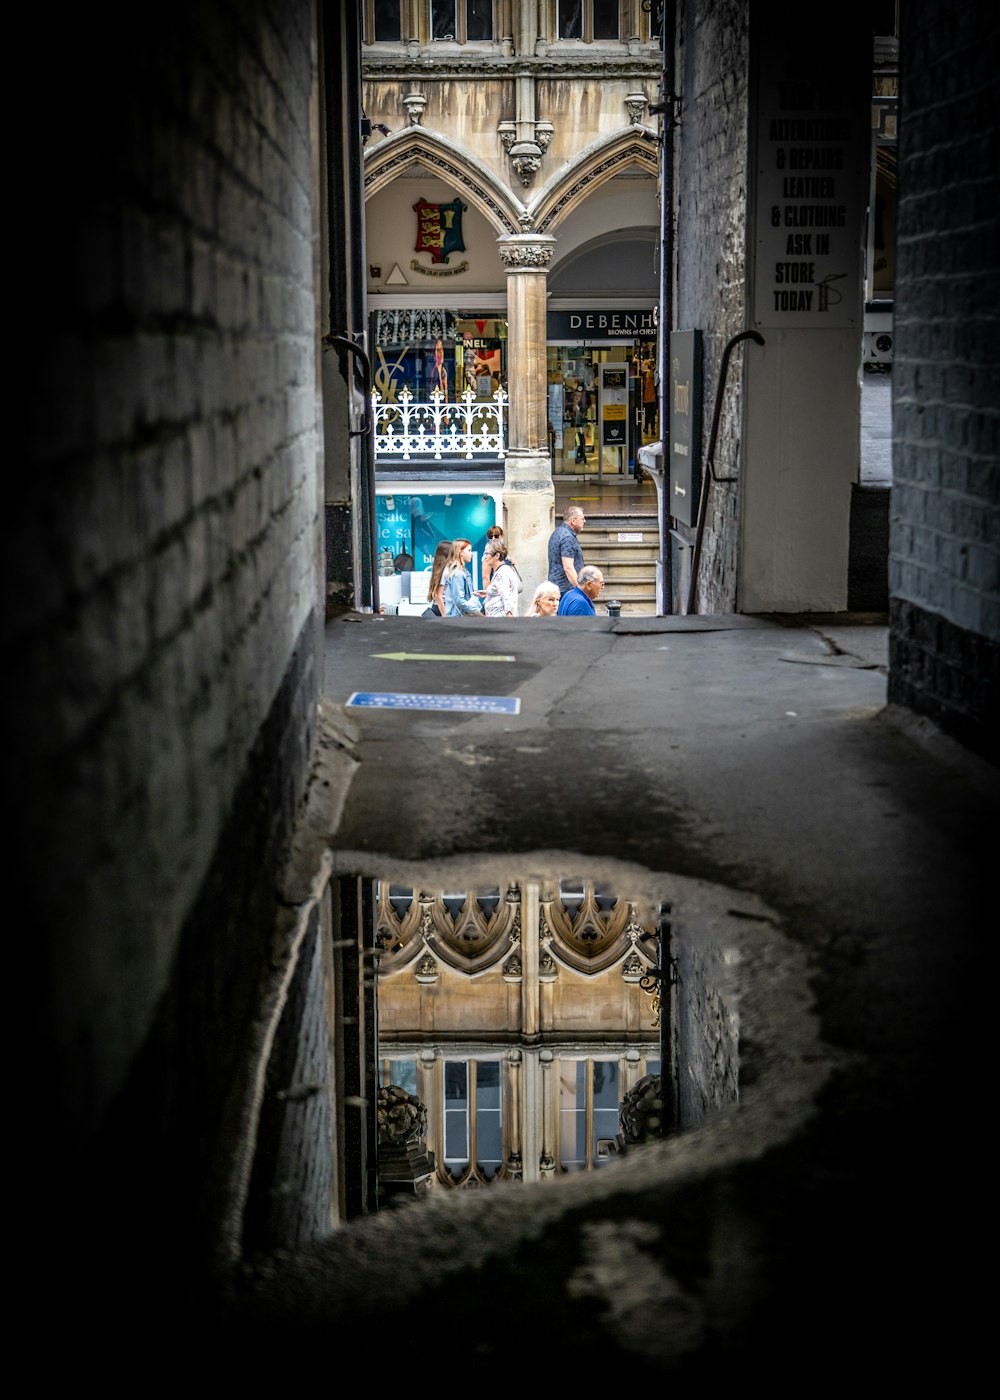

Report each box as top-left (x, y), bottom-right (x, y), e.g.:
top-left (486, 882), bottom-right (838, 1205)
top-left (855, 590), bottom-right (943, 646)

top-left (497, 232), bottom-right (557, 603)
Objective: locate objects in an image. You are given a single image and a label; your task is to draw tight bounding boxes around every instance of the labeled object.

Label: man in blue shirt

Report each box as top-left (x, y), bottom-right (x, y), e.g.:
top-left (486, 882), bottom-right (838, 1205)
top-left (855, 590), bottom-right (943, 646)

top-left (557, 566), bottom-right (605, 616)
top-left (547, 505), bottom-right (586, 595)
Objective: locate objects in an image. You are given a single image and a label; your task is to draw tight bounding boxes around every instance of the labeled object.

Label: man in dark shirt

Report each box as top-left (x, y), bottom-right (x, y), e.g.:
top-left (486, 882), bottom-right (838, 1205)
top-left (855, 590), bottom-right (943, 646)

top-left (557, 565), bottom-right (605, 616)
top-left (547, 505), bottom-right (586, 595)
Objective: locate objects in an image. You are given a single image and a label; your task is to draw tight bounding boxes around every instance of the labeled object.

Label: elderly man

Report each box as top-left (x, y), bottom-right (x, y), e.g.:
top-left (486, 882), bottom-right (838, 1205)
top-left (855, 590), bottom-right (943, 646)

top-left (547, 505), bottom-right (587, 596)
top-left (557, 565), bottom-right (604, 616)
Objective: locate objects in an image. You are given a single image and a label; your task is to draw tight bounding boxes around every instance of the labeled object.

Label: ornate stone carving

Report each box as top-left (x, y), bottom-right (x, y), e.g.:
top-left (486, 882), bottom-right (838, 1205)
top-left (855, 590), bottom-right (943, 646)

top-left (364, 148), bottom-right (519, 234)
top-left (510, 146), bottom-right (542, 185)
top-left (621, 950), bottom-right (645, 981)
top-left (377, 1083), bottom-right (428, 1147)
top-left (619, 1073), bottom-right (665, 1144)
top-left (415, 952), bottom-right (439, 983)
top-left (497, 120), bottom-right (516, 152)
top-left (536, 144), bottom-right (658, 232)
top-left (497, 233), bottom-right (556, 269)
top-left (625, 92), bottom-right (649, 125)
top-left (502, 951), bottom-right (523, 979)
top-left (402, 92), bottom-right (427, 126)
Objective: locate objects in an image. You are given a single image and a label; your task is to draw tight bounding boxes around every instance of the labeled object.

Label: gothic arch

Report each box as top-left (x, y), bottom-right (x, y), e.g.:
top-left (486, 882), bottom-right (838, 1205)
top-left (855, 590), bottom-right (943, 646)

top-left (527, 129), bottom-right (659, 236)
top-left (364, 128), bottom-right (525, 236)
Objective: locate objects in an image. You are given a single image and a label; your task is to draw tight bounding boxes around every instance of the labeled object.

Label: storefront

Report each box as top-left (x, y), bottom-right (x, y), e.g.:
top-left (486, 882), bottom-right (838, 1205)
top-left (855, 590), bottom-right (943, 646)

top-left (546, 306), bottom-right (658, 477)
top-left (370, 308), bottom-right (508, 409)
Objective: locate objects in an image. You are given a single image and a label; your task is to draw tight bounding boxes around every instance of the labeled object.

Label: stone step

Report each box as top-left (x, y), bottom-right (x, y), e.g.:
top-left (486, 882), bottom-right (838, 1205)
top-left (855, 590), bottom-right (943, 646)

top-left (580, 519), bottom-right (659, 536)
top-left (590, 564), bottom-right (659, 583)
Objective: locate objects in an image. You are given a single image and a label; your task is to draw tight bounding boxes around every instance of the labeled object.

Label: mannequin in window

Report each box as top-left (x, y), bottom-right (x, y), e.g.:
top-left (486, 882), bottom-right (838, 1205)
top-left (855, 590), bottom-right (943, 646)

top-left (428, 337), bottom-right (449, 399)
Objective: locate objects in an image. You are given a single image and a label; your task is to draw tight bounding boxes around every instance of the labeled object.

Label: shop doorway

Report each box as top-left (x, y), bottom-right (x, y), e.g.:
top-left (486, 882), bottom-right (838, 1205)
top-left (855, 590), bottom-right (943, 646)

top-left (547, 341), bottom-right (657, 477)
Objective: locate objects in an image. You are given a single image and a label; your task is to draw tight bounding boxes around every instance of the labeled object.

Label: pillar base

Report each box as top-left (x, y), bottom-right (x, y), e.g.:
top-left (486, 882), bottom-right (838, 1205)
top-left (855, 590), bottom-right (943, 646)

top-left (502, 450), bottom-right (555, 610)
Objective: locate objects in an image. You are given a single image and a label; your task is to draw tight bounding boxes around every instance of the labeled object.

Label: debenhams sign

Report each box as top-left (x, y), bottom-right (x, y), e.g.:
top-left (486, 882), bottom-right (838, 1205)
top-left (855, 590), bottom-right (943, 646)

top-left (547, 308), bottom-right (656, 339)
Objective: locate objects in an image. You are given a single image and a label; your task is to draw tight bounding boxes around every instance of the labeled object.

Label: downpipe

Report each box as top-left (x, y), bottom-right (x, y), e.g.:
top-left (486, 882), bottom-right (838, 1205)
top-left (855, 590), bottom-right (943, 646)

top-left (686, 331), bottom-right (765, 615)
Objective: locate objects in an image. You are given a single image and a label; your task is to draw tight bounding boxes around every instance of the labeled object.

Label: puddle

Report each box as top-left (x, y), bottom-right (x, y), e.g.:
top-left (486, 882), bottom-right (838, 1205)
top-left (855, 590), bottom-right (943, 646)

top-left (333, 857), bottom-right (825, 1205)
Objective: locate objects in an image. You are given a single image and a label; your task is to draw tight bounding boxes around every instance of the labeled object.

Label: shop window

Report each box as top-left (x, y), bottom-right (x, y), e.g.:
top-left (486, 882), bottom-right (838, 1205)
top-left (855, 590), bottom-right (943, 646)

top-left (431, 0), bottom-right (494, 43)
top-left (371, 310), bottom-right (507, 406)
top-left (556, 0), bottom-right (621, 41)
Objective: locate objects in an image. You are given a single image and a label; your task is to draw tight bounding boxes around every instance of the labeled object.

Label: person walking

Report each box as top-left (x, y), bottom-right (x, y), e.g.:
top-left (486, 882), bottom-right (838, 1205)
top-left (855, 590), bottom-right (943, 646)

top-left (526, 581), bottom-right (560, 616)
top-left (481, 525), bottom-right (505, 591)
top-left (557, 565), bottom-right (604, 616)
top-left (642, 360), bottom-right (657, 435)
top-left (441, 538), bottom-right (485, 616)
top-left (482, 540), bottom-right (519, 617)
top-left (482, 523), bottom-right (522, 599)
top-left (423, 538), bottom-right (451, 617)
top-left (547, 505), bottom-right (586, 597)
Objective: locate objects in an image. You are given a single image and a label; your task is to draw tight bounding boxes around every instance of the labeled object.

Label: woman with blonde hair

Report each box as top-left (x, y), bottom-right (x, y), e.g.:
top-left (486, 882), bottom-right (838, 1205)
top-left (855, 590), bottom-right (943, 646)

top-left (527, 580), bottom-right (560, 616)
top-left (423, 538), bottom-right (451, 617)
top-left (442, 538), bottom-right (484, 616)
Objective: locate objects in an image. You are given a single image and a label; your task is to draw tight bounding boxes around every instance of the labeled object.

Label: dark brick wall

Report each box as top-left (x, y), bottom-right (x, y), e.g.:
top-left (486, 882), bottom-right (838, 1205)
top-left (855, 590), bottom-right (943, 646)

top-left (888, 1), bottom-right (1000, 759)
top-left (673, 0), bottom-right (751, 612)
top-left (243, 900), bottom-right (337, 1257)
top-left (11, 0), bottom-right (330, 1259)
top-left (671, 927), bottom-right (740, 1128)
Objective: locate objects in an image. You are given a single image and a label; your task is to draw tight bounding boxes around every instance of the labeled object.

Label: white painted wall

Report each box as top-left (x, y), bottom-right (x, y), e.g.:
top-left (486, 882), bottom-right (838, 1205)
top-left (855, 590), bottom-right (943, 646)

top-left (741, 331), bottom-right (860, 612)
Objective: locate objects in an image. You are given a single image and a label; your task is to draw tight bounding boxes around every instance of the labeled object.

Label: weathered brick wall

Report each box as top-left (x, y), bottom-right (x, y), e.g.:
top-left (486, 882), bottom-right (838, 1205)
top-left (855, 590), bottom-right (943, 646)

top-left (672, 0), bottom-right (750, 611)
top-left (242, 904), bottom-right (337, 1255)
top-left (888, 1), bottom-right (1000, 760)
top-left (670, 920), bottom-right (740, 1129)
top-left (11, 0), bottom-right (328, 1248)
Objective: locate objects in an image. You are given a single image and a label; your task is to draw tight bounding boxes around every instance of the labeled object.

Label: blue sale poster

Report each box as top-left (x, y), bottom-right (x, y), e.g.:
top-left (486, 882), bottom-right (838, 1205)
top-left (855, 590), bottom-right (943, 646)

top-left (375, 492), bottom-right (499, 581)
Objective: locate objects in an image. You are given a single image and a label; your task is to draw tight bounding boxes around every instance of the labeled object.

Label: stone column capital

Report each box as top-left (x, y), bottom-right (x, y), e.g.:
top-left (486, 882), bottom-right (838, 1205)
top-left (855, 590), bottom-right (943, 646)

top-left (496, 233), bottom-right (556, 271)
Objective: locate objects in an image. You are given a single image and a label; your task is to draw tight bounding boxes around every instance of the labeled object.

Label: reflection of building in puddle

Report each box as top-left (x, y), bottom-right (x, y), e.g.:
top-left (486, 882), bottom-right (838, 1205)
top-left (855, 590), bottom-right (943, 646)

top-left (374, 879), bottom-right (667, 1197)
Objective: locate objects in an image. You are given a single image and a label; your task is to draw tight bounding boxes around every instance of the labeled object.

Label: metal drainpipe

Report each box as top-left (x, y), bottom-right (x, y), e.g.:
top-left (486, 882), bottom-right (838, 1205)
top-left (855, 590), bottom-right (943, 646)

top-left (648, 2), bottom-right (676, 615)
top-left (323, 0), bottom-right (379, 613)
top-left (326, 334), bottom-right (378, 613)
top-left (685, 330), bottom-right (766, 615)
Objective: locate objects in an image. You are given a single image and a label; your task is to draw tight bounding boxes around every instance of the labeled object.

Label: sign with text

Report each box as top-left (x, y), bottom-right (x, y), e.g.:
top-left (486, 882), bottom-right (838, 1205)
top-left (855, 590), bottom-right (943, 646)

top-left (547, 309), bottom-right (656, 340)
top-left (347, 692), bottom-right (521, 715)
top-left (668, 329), bottom-right (702, 527)
top-left (753, 39), bottom-right (867, 328)
top-left (600, 363), bottom-right (629, 447)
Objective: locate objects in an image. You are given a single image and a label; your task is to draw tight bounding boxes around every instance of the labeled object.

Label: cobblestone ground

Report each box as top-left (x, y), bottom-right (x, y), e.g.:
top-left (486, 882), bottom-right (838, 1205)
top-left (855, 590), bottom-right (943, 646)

top-left (861, 367), bottom-right (892, 487)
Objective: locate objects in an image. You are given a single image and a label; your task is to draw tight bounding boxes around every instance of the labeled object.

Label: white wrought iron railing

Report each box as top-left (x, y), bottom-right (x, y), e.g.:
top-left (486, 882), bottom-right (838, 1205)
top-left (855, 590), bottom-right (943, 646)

top-left (371, 386), bottom-right (508, 461)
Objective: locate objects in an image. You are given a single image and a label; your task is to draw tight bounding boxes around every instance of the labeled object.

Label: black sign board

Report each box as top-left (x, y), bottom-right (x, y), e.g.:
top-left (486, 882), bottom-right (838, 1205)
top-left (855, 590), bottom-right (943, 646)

top-left (668, 329), bottom-right (702, 526)
top-left (547, 308), bottom-right (656, 340)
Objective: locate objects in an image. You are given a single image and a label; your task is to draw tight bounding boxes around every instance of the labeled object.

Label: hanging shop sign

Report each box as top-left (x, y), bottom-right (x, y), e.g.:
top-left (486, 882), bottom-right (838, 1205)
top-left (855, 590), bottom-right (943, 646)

top-left (752, 36), bottom-right (867, 327)
top-left (547, 308), bottom-right (656, 340)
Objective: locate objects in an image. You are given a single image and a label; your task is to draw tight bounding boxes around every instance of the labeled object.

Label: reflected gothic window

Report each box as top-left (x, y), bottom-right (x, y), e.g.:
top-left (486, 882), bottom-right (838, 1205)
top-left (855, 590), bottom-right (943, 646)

top-left (384, 1058), bottom-right (417, 1096)
top-left (444, 1060), bottom-right (502, 1181)
top-left (559, 1058), bottom-right (620, 1171)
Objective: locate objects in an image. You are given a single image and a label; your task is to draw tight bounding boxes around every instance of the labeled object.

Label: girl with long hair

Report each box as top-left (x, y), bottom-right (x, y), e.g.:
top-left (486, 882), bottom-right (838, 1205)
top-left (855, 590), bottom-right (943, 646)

top-left (441, 539), bottom-right (484, 616)
top-left (424, 539), bottom-right (451, 617)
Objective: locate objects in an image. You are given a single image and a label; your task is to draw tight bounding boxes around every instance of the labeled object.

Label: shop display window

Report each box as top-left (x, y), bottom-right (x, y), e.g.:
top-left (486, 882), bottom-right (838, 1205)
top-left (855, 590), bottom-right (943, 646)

top-left (371, 310), bottom-right (507, 408)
